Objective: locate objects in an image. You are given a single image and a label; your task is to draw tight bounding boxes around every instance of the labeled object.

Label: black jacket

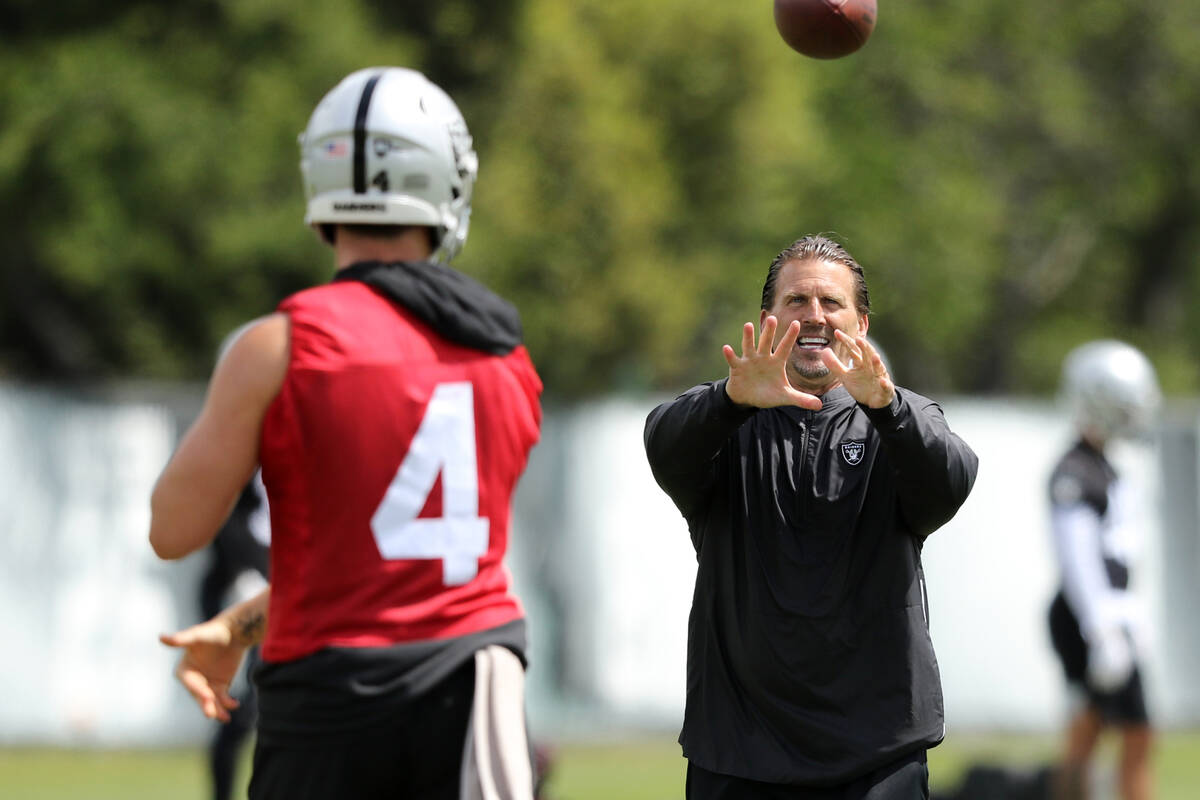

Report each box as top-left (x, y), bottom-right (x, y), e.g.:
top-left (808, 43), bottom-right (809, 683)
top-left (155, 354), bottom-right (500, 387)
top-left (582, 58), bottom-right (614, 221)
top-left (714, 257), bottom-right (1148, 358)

top-left (644, 379), bottom-right (978, 786)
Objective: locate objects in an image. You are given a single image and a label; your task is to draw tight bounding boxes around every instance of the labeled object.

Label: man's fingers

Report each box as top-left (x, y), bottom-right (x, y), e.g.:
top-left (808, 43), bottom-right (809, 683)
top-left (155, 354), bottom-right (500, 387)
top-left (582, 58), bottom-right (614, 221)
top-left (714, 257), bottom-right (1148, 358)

top-left (852, 331), bottom-right (873, 354)
top-left (162, 621), bottom-right (243, 726)
top-left (820, 347), bottom-right (848, 375)
top-left (774, 320), bottom-right (801, 359)
top-left (833, 330), bottom-right (864, 365)
top-left (207, 697), bottom-right (232, 724)
top-left (722, 344), bottom-right (739, 369)
top-left (159, 631), bottom-right (188, 648)
top-left (215, 688), bottom-right (241, 712)
top-left (859, 337), bottom-right (889, 375)
top-left (740, 322), bottom-right (755, 357)
top-left (178, 669), bottom-right (219, 715)
top-left (757, 316), bottom-right (778, 356)
top-left (159, 621), bottom-right (231, 649)
top-left (179, 667), bottom-right (235, 723)
top-left (787, 388), bottom-right (823, 411)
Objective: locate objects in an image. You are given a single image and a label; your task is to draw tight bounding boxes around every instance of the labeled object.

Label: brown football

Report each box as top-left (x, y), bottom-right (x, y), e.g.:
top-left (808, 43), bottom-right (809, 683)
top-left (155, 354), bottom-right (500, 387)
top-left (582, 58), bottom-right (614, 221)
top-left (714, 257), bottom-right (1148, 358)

top-left (773, 0), bottom-right (878, 60)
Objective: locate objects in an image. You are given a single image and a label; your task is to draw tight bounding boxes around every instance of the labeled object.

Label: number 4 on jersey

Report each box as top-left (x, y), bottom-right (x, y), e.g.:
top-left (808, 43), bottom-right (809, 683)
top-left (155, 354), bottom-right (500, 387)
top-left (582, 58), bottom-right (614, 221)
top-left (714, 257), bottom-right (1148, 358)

top-left (370, 382), bottom-right (489, 585)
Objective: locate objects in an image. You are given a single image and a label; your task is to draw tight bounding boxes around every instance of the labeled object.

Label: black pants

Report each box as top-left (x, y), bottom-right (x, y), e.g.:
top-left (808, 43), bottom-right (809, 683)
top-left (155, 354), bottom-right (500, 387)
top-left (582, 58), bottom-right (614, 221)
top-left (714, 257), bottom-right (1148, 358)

top-left (248, 659), bottom-right (476, 800)
top-left (687, 750), bottom-right (929, 800)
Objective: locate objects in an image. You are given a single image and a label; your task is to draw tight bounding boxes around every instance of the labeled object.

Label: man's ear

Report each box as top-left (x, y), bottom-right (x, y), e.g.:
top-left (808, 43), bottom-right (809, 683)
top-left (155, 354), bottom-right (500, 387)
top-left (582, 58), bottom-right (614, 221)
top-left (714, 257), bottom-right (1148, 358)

top-left (858, 312), bottom-right (869, 336)
top-left (760, 308), bottom-right (769, 328)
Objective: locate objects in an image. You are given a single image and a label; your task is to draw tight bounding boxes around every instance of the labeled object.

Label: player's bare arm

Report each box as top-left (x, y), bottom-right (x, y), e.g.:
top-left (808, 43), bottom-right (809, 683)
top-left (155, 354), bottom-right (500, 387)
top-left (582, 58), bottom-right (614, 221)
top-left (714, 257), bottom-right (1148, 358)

top-left (821, 329), bottom-right (895, 409)
top-left (149, 314), bottom-right (290, 560)
top-left (159, 587), bottom-right (270, 723)
top-left (724, 315), bottom-right (823, 410)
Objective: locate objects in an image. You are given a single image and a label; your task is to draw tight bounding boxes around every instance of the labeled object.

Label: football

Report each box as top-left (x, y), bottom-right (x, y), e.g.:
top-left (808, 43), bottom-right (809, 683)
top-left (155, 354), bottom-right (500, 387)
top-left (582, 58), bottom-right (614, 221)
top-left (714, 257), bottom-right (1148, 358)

top-left (773, 0), bottom-right (878, 60)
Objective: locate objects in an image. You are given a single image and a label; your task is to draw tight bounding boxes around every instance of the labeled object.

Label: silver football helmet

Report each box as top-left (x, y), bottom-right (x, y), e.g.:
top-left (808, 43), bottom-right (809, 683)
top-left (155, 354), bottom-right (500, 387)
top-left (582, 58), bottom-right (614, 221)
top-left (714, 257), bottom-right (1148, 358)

top-left (299, 67), bottom-right (478, 263)
top-left (1061, 340), bottom-right (1160, 441)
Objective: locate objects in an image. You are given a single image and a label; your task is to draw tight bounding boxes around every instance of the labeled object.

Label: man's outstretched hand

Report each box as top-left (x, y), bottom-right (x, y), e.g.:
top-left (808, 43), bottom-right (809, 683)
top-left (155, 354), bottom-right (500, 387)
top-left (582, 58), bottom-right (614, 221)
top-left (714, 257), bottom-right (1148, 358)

top-left (723, 316), bottom-right (822, 410)
top-left (159, 618), bottom-right (246, 723)
top-left (820, 330), bottom-right (895, 409)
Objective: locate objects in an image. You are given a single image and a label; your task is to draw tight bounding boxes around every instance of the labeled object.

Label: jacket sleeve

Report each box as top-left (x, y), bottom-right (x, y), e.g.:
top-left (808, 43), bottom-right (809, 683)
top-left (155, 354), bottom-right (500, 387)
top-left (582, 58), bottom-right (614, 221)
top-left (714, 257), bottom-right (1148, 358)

top-left (862, 388), bottom-right (979, 540)
top-left (1051, 502), bottom-right (1123, 637)
top-left (644, 379), bottom-right (757, 519)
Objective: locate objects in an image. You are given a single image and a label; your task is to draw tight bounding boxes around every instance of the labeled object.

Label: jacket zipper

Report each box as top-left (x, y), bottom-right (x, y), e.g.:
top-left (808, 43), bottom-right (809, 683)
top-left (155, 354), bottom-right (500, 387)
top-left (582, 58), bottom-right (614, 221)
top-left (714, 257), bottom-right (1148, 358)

top-left (797, 412), bottom-right (810, 518)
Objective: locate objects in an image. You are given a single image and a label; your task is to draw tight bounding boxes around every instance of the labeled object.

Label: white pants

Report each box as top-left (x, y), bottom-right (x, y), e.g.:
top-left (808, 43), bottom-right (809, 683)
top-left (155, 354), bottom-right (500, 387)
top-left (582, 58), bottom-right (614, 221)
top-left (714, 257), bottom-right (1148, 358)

top-left (459, 645), bottom-right (535, 800)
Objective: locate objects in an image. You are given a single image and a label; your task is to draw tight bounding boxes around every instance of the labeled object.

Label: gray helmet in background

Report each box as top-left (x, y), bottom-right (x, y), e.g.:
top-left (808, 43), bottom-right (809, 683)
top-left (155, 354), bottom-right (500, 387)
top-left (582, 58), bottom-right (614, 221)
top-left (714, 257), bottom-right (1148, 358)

top-left (1061, 340), bottom-right (1161, 441)
top-left (299, 67), bottom-right (478, 263)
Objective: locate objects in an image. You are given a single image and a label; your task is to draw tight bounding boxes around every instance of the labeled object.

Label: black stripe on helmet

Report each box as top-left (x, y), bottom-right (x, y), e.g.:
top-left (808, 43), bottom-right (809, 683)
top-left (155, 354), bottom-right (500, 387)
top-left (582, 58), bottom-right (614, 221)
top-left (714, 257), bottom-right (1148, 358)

top-left (353, 72), bottom-right (383, 194)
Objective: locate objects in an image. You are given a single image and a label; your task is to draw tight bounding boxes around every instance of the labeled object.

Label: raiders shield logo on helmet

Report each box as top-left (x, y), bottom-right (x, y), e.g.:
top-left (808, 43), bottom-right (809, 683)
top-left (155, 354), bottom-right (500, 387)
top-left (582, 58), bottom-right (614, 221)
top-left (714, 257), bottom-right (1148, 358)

top-left (840, 440), bottom-right (865, 466)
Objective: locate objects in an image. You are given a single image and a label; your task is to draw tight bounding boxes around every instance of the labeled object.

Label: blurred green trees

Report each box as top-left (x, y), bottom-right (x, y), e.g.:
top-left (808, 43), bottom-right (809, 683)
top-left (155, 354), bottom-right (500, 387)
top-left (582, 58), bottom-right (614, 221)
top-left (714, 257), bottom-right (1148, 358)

top-left (2, 0), bottom-right (1198, 397)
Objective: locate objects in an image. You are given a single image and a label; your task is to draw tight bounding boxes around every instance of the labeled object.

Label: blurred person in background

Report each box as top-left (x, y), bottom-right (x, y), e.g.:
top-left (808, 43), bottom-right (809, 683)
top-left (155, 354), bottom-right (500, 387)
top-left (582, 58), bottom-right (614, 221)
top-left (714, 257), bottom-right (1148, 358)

top-left (150, 67), bottom-right (543, 800)
top-left (1047, 340), bottom-right (1161, 800)
top-left (644, 235), bottom-right (979, 800)
top-left (198, 472), bottom-right (269, 800)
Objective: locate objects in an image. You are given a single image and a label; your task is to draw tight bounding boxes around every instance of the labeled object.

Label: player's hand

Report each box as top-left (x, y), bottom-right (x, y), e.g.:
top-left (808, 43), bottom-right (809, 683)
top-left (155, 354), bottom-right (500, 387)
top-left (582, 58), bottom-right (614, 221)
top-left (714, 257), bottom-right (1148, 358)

top-left (821, 330), bottom-right (895, 409)
top-left (1087, 625), bottom-right (1134, 693)
top-left (159, 618), bottom-right (247, 723)
top-left (723, 317), bottom-right (822, 410)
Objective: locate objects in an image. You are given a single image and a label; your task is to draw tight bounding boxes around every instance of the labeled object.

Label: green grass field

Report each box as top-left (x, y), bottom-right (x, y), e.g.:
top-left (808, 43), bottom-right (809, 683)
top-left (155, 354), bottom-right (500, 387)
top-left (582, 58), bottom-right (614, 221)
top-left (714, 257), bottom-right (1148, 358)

top-left (3, 730), bottom-right (1199, 799)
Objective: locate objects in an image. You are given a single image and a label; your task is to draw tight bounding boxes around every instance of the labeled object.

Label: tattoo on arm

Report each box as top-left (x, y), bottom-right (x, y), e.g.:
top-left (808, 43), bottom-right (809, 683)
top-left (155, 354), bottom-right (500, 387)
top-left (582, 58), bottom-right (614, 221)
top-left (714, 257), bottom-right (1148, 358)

top-left (232, 610), bottom-right (266, 646)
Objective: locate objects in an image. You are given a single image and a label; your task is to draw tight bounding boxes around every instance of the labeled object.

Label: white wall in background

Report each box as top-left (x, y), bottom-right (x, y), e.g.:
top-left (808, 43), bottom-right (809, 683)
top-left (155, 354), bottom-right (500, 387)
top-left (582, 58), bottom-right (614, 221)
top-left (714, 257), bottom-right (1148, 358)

top-left (0, 385), bottom-right (205, 745)
top-left (3, 385), bottom-right (1196, 745)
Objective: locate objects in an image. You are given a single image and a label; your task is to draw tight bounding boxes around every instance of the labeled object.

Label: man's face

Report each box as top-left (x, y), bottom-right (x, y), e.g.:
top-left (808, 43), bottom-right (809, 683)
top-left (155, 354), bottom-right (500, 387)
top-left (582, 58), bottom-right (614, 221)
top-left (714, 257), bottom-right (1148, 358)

top-left (761, 258), bottom-right (868, 395)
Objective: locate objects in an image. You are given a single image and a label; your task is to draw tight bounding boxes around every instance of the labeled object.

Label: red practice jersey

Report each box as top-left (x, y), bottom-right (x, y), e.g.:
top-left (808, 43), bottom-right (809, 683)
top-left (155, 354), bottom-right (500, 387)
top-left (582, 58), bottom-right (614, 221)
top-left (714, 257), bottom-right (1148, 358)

top-left (259, 280), bottom-right (542, 663)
